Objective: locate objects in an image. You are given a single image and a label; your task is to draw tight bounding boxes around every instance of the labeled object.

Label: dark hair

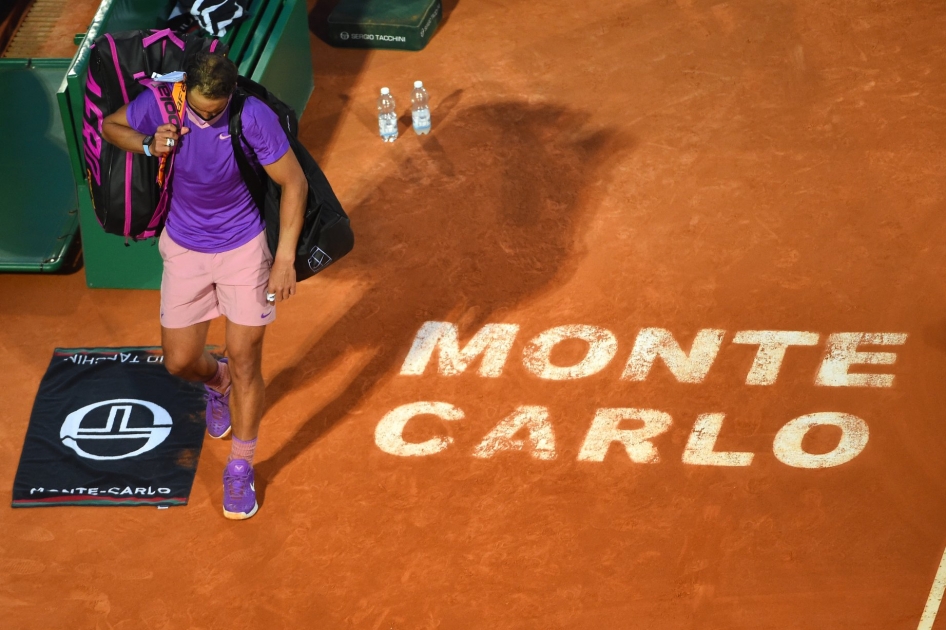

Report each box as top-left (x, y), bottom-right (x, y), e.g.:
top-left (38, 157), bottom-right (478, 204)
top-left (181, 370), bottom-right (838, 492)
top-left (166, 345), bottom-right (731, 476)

top-left (185, 52), bottom-right (238, 99)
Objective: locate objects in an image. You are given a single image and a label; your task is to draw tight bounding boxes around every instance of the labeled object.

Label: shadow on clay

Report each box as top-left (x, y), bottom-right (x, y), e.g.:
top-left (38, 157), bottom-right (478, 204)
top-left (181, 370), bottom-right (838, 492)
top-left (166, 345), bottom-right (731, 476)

top-left (256, 99), bottom-right (632, 482)
top-left (304, 0), bottom-right (369, 162)
top-left (920, 319), bottom-right (946, 354)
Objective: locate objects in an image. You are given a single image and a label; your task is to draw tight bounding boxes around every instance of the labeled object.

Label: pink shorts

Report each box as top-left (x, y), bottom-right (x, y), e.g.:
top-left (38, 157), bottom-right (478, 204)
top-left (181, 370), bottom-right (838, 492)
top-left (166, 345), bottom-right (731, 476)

top-left (158, 229), bottom-right (275, 329)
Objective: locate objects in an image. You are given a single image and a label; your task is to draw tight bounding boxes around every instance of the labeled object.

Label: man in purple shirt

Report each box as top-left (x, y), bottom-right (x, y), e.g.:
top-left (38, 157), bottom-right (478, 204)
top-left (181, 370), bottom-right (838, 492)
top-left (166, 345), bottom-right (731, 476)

top-left (102, 52), bottom-right (307, 520)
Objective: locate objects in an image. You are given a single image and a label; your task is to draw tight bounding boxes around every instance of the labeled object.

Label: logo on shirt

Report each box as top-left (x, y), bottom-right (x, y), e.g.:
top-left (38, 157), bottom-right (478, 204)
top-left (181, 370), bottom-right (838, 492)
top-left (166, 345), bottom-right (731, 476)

top-left (218, 133), bottom-right (232, 140)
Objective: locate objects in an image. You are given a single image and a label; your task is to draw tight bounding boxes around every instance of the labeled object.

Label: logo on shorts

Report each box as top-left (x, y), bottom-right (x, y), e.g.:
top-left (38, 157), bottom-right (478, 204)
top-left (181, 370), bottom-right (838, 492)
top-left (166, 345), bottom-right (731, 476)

top-left (307, 247), bottom-right (333, 272)
top-left (61, 399), bottom-right (172, 461)
top-left (340, 32), bottom-right (350, 40)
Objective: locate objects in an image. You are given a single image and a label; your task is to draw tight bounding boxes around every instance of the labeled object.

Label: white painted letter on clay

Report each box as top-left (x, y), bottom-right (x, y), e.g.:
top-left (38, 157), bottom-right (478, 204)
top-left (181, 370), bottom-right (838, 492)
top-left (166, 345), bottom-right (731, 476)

top-left (733, 330), bottom-right (820, 385)
top-left (473, 406), bottom-right (557, 460)
top-left (577, 408), bottom-right (672, 463)
top-left (815, 333), bottom-right (908, 387)
top-left (522, 325), bottom-right (619, 380)
top-left (375, 402), bottom-right (464, 457)
top-left (622, 328), bottom-right (726, 383)
top-left (682, 413), bottom-right (754, 466)
top-left (773, 412), bottom-right (869, 468)
top-left (400, 322), bottom-right (520, 377)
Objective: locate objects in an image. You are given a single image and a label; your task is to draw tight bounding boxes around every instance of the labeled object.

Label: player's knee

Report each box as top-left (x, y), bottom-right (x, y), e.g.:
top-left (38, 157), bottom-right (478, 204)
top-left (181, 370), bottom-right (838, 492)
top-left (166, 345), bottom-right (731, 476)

top-left (227, 345), bottom-right (262, 383)
top-left (163, 350), bottom-right (199, 378)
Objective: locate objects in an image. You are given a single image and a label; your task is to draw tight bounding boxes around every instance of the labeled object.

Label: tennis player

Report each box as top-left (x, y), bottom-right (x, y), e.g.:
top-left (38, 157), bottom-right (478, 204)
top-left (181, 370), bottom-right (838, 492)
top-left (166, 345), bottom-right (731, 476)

top-left (102, 52), bottom-right (306, 520)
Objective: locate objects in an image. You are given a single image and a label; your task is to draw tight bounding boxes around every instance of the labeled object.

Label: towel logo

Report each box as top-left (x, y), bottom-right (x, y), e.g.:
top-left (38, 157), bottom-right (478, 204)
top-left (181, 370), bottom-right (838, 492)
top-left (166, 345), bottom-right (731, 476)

top-left (61, 399), bottom-right (172, 461)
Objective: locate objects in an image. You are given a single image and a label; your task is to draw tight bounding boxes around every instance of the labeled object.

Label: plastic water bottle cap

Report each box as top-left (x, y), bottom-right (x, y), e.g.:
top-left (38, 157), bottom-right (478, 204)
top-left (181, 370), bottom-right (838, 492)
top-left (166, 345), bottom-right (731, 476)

top-left (380, 87), bottom-right (390, 95)
top-left (414, 81), bottom-right (423, 88)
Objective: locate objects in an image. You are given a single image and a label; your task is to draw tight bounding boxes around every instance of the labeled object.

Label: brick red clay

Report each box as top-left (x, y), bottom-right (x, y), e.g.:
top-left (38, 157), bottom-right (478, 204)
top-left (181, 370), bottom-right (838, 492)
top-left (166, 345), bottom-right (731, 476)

top-left (2, 0), bottom-right (946, 628)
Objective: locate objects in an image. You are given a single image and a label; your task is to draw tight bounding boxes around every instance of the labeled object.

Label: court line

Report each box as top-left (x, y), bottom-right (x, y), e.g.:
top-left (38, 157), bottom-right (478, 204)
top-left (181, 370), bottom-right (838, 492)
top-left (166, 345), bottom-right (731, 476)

top-left (918, 545), bottom-right (946, 630)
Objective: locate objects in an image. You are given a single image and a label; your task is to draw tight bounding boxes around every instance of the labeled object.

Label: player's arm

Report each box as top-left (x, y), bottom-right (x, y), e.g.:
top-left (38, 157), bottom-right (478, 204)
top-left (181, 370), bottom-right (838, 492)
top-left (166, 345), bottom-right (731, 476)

top-left (102, 104), bottom-right (187, 157)
top-left (262, 148), bottom-right (307, 302)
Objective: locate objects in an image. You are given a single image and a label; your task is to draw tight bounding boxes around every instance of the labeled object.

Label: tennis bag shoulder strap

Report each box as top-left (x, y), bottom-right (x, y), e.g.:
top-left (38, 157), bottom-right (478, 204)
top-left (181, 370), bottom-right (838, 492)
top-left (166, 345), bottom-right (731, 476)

top-left (84, 29), bottom-right (226, 240)
top-left (228, 77), bottom-right (354, 281)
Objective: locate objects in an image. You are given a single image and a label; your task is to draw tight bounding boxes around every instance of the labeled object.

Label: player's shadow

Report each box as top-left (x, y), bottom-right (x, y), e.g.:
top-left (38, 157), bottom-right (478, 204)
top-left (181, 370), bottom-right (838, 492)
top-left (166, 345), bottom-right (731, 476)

top-left (257, 100), bottom-right (630, 481)
top-left (922, 319), bottom-right (946, 354)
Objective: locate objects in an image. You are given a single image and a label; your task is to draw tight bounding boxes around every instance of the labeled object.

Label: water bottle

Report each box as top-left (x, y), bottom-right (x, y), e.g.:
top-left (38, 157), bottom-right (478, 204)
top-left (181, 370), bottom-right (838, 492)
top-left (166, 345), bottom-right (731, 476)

top-left (411, 81), bottom-right (431, 135)
top-left (377, 87), bottom-right (398, 143)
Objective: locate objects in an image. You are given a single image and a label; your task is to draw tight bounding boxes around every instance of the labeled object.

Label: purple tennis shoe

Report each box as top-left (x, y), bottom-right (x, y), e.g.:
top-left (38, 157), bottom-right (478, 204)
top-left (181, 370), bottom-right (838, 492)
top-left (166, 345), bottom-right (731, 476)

top-left (223, 459), bottom-right (258, 520)
top-left (204, 358), bottom-right (231, 439)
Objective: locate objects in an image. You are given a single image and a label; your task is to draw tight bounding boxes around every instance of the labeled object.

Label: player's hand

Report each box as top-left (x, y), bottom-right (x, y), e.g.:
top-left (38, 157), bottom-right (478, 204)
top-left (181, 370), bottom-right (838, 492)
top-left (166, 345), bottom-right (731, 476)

top-left (151, 123), bottom-right (189, 157)
top-left (267, 257), bottom-right (297, 303)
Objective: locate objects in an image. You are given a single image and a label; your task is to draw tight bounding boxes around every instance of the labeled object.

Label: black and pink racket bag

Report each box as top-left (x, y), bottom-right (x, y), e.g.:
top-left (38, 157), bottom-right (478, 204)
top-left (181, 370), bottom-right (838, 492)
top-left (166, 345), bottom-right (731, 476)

top-left (82, 29), bottom-right (227, 240)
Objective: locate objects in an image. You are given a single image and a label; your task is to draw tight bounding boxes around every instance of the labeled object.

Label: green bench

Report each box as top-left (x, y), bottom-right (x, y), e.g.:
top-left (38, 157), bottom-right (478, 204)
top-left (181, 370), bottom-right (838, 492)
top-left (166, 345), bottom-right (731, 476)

top-left (0, 58), bottom-right (79, 273)
top-left (49, 0), bottom-right (312, 289)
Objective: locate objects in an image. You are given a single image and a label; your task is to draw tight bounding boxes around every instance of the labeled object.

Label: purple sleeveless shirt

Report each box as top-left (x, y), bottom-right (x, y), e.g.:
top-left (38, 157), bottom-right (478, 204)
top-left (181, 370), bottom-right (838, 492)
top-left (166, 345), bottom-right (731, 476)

top-left (127, 91), bottom-right (290, 253)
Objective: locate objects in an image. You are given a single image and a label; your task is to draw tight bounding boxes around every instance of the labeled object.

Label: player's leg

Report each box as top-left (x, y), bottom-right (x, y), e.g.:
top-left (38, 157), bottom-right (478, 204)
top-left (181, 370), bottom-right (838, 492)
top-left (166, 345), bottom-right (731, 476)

top-left (161, 322), bottom-right (233, 440)
top-left (158, 229), bottom-right (230, 437)
top-left (215, 319), bottom-right (266, 521)
top-left (224, 319), bottom-right (267, 444)
top-left (161, 321), bottom-right (214, 382)
top-left (212, 230), bottom-right (273, 520)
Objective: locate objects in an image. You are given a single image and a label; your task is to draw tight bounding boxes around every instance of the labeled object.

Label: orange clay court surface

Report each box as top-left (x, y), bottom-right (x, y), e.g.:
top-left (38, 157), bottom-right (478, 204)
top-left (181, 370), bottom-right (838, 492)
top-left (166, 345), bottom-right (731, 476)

top-left (3, 0), bottom-right (946, 628)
